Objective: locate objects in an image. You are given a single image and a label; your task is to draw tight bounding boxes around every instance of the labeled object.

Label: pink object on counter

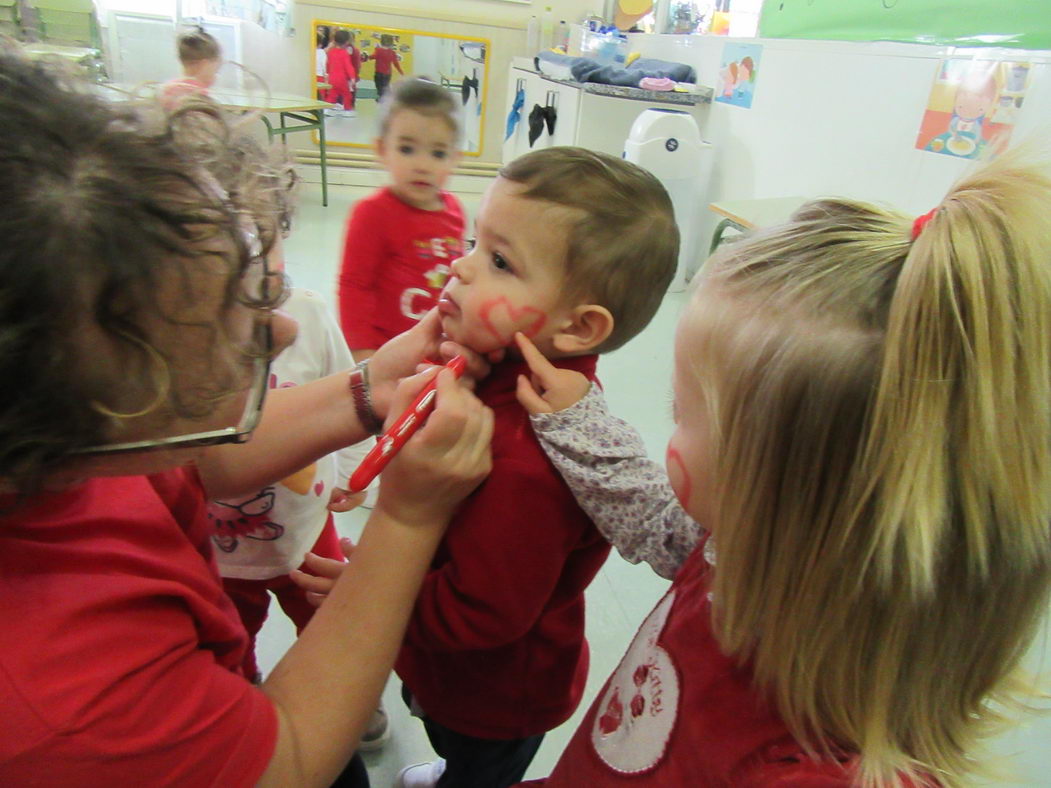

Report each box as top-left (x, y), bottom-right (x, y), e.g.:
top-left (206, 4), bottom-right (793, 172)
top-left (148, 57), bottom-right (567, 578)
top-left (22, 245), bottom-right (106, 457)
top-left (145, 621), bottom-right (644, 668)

top-left (638, 77), bottom-right (676, 91)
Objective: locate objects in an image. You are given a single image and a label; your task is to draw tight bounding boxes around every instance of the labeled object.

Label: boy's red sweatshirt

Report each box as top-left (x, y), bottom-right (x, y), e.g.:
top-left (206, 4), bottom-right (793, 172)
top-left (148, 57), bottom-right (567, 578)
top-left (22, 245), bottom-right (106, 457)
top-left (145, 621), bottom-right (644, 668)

top-left (395, 354), bottom-right (610, 739)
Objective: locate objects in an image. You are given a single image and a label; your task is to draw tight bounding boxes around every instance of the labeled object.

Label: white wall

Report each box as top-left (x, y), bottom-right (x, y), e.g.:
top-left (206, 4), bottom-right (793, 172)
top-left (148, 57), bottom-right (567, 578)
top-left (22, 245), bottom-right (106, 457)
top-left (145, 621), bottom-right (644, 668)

top-left (625, 33), bottom-right (1051, 276)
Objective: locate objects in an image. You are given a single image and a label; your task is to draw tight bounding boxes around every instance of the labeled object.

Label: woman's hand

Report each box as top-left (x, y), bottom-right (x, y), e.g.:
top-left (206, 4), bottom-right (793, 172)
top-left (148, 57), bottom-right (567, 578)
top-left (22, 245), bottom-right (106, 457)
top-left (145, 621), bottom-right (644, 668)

top-left (514, 332), bottom-right (592, 414)
top-left (367, 310), bottom-right (503, 421)
top-left (291, 366), bottom-right (492, 605)
top-left (375, 364), bottom-right (493, 526)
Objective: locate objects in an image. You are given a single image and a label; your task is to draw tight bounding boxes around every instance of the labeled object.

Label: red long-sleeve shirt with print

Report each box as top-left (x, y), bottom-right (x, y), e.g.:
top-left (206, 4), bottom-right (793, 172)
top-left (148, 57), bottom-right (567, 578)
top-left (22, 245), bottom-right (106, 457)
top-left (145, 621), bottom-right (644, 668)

top-left (337, 187), bottom-right (464, 350)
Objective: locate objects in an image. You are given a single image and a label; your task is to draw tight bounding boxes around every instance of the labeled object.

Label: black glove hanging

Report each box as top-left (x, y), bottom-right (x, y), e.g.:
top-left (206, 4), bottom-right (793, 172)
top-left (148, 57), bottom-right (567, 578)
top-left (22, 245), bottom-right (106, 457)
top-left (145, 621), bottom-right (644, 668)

top-left (461, 76), bottom-right (480, 106)
top-left (542, 104), bottom-right (557, 136)
top-left (528, 104), bottom-right (546, 147)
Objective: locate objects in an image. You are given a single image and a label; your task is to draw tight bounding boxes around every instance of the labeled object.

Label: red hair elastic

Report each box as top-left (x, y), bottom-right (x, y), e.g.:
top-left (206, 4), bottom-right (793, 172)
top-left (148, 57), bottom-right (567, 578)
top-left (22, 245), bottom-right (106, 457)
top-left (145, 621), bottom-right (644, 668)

top-left (911, 208), bottom-right (939, 240)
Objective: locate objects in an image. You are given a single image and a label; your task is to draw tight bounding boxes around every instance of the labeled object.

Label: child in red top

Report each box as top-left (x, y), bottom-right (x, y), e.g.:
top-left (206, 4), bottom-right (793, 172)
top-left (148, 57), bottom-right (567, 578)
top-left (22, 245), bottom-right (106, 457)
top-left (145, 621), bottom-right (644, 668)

top-left (161, 27), bottom-right (221, 109)
top-left (372, 33), bottom-right (404, 100)
top-left (310, 146), bottom-right (679, 788)
top-left (325, 28), bottom-right (357, 115)
top-left (515, 144), bottom-right (1051, 786)
top-left (338, 77), bottom-right (464, 361)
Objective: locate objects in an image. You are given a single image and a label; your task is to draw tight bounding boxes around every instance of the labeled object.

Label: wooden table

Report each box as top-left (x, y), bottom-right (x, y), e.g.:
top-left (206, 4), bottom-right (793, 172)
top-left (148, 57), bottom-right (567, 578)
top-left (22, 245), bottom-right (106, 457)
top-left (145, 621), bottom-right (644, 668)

top-left (22, 42), bottom-right (99, 60)
top-left (708, 196), bottom-right (808, 254)
top-left (100, 84), bottom-right (331, 207)
top-left (208, 90), bottom-right (331, 207)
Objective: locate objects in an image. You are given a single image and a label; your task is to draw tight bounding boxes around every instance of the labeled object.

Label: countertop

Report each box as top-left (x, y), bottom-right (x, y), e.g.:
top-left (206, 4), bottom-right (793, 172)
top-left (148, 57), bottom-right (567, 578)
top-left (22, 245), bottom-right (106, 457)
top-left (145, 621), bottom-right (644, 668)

top-left (511, 57), bottom-right (713, 105)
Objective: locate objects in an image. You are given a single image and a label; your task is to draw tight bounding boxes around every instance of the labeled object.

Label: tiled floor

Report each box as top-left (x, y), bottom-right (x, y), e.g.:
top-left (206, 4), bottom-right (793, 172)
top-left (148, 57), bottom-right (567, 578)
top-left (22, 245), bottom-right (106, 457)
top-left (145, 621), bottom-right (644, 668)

top-left (258, 176), bottom-right (1051, 787)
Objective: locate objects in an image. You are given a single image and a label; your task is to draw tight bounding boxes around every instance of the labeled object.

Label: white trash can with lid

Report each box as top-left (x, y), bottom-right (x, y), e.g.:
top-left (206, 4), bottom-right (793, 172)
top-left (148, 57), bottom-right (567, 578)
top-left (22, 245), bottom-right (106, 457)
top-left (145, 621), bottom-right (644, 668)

top-left (623, 108), bottom-right (712, 292)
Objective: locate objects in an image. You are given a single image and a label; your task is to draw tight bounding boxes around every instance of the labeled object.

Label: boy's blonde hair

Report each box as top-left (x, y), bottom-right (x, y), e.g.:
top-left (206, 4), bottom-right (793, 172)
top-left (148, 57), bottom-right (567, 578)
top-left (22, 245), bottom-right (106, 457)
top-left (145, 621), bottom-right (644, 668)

top-left (499, 147), bottom-right (678, 353)
top-left (687, 144), bottom-right (1051, 786)
top-left (177, 27), bottom-right (221, 65)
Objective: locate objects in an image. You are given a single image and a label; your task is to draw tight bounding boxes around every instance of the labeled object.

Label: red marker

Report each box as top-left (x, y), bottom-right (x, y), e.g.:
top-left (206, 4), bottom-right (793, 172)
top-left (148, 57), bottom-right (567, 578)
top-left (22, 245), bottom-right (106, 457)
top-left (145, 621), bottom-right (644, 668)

top-left (347, 355), bottom-right (468, 493)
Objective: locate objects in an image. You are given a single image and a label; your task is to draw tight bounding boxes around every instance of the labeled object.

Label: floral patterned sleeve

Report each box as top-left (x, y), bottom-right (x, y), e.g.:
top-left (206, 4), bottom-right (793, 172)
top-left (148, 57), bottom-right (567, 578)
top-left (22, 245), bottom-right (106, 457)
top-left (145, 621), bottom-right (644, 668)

top-left (530, 385), bottom-right (703, 580)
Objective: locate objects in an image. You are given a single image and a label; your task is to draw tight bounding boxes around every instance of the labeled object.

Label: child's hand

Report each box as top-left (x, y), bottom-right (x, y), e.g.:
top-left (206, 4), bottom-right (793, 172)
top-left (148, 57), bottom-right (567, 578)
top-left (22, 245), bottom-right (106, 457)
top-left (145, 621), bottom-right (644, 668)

top-left (375, 365), bottom-right (494, 526)
top-left (290, 537), bottom-right (355, 607)
top-left (327, 487), bottom-right (365, 513)
top-left (514, 332), bottom-right (591, 414)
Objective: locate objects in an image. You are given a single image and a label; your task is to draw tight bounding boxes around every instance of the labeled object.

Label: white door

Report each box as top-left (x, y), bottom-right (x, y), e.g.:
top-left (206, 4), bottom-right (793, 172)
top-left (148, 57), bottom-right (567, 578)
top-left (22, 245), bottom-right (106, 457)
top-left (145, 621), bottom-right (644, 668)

top-left (111, 13), bottom-right (177, 85)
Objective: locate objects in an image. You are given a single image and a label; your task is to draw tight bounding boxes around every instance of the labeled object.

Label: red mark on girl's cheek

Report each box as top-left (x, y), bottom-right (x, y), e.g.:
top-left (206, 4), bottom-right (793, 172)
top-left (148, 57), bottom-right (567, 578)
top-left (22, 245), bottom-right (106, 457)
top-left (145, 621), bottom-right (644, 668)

top-left (479, 296), bottom-right (547, 346)
top-left (666, 446), bottom-right (691, 511)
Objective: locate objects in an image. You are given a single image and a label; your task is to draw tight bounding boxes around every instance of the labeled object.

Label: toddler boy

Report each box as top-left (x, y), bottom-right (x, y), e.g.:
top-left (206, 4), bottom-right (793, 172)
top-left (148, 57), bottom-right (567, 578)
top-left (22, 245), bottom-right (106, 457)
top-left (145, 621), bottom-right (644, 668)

top-left (394, 146), bottom-right (678, 788)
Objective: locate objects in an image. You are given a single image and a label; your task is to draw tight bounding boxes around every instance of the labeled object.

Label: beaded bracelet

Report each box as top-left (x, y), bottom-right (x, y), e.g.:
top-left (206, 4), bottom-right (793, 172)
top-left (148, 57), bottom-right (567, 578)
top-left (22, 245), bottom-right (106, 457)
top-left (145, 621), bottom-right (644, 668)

top-left (348, 359), bottom-right (384, 436)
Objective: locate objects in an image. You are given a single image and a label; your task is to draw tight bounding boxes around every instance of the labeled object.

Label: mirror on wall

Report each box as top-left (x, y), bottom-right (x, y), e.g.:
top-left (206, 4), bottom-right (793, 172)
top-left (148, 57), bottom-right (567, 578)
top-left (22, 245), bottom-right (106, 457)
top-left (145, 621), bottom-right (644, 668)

top-left (313, 21), bottom-right (489, 155)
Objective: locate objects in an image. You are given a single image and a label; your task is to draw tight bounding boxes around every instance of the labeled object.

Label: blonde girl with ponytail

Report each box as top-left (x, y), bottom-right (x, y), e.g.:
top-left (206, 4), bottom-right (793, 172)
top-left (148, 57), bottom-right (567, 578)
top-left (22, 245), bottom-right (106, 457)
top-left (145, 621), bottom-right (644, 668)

top-left (514, 143), bottom-right (1051, 787)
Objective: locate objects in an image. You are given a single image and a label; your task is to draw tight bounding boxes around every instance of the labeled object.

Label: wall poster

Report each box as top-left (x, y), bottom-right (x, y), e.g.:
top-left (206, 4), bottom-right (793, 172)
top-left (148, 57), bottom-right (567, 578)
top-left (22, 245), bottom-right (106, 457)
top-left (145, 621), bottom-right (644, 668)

top-left (915, 58), bottom-right (1031, 160)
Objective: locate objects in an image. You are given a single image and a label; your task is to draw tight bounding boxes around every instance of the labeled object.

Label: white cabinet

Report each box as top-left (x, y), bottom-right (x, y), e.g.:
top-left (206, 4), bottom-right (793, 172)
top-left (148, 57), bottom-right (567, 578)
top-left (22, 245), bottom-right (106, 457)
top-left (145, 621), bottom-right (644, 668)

top-left (502, 66), bottom-right (706, 163)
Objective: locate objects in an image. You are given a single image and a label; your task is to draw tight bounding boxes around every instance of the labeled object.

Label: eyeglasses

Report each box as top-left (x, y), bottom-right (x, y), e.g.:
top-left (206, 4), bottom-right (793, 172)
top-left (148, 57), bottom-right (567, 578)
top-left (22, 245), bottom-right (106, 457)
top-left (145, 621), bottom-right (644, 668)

top-left (75, 232), bottom-right (280, 457)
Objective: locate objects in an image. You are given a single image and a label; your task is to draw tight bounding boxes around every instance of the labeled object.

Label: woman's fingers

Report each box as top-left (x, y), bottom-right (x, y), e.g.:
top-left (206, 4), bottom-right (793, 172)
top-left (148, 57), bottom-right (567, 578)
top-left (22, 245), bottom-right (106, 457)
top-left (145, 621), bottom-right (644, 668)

top-left (375, 369), bottom-right (493, 525)
top-left (438, 339), bottom-right (492, 381)
top-left (385, 366), bottom-right (440, 428)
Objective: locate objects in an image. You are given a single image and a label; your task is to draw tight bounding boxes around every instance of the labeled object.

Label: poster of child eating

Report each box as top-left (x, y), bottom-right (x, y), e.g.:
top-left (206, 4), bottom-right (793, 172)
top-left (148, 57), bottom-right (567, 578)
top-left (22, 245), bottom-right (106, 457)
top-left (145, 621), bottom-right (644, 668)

top-left (916, 59), bottom-right (1031, 160)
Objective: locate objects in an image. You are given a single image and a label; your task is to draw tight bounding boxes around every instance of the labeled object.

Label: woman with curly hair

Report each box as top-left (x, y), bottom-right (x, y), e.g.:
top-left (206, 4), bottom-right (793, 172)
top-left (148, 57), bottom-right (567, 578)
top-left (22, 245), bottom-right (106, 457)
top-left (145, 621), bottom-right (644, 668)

top-left (0, 51), bottom-right (494, 787)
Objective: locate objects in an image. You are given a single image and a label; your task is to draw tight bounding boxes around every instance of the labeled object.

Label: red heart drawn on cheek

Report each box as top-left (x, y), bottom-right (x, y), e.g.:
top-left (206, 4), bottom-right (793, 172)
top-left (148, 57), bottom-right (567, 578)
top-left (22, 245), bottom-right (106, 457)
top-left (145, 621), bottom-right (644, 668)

top-left (314, 480), bottom-right (324, 497)
top-left (479, 296), bottom-right (547, 346)
top-left (597, 687), bottom-right (624, 735)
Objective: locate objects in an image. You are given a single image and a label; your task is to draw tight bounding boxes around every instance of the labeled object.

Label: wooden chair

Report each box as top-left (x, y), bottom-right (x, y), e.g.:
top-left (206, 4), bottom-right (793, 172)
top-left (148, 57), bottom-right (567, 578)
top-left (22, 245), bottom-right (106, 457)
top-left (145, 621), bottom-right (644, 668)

top-left (707, 197), bottom-right (808, 255)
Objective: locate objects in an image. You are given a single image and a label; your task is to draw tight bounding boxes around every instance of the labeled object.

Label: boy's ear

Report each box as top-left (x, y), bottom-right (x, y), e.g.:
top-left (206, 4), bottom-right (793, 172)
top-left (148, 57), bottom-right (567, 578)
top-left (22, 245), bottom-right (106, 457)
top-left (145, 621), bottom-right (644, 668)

top-left (551, 304), bottom-right (614, 355)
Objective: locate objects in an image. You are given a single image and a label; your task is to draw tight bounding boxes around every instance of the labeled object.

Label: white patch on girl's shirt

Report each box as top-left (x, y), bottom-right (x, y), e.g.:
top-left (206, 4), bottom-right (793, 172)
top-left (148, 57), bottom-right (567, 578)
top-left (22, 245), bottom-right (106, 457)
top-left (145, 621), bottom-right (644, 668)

top-left (591, 591), bottom-right (680, 774)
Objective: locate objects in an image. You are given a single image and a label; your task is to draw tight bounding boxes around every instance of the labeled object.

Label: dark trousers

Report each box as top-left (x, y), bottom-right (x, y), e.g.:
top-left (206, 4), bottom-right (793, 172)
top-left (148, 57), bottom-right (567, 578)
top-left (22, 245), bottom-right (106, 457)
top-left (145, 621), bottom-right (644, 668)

top-left (402, 685), bottom-right (544, 788)
top-left (374, 71), bottom-right (392, 99)
top-left (330, 751), bottom-right (369, 787)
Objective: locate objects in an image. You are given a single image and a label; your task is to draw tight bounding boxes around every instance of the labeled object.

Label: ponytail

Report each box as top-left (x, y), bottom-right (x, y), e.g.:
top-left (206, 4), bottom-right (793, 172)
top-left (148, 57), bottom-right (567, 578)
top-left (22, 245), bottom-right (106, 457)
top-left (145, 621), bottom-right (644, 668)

top-left (866, 147), bottom-right (1051, 586)
top-left (845, 143), bottom-right (1051, 784)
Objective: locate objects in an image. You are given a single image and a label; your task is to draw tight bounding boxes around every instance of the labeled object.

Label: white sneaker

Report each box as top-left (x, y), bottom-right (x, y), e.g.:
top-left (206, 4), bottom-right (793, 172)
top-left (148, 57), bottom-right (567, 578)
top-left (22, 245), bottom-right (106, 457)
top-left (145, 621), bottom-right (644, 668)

top-left (393, 758), bottom-right (446, 788)
top-left (358, 704), bottom-right (390, 752)
top-left (324, 107), bottom-right (341, 117)
top-left (341, 109), bottom-right (357, 117)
